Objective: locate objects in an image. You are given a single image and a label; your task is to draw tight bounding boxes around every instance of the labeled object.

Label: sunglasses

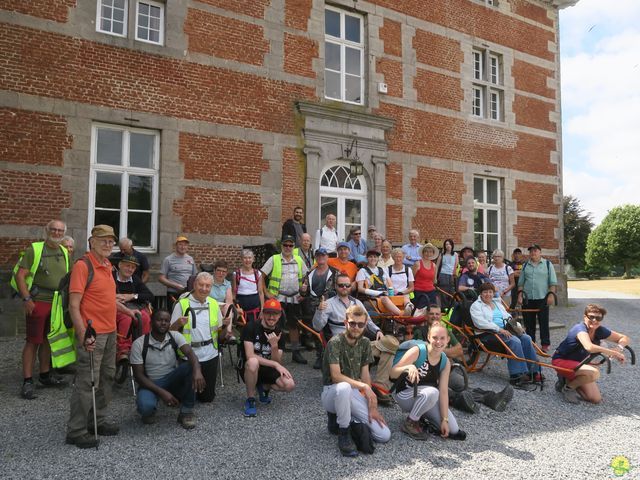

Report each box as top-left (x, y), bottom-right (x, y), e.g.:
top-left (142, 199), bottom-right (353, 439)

top-left (347, 321), bottom-right (366, 329)
top-left (586, 314), bottom-right (603, 322)
top-left (337, 283), bottom-right (351, 288)
top-left (282, 244), bottom-right (294, 248)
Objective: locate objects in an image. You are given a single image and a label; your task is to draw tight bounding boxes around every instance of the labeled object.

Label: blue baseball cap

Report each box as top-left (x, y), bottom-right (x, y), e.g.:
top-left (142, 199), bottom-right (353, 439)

top-left (337, 241), bottom-right (350, 250)
top-left (315, 247), bottom-right (328, 256)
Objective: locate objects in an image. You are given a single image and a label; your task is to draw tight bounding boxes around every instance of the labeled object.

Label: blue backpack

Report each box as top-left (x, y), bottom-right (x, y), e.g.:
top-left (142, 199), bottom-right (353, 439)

top-left (393, 340), bottom-right (447, 372)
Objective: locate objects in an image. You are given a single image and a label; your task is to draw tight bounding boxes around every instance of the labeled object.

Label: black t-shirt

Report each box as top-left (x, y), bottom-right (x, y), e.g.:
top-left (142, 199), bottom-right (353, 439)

top-left (240, 320), bottom-right (286, 361)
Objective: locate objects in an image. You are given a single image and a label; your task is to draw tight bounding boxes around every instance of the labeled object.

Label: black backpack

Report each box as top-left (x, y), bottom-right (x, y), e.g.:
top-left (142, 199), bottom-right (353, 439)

top-left (350, 421), bottom-right (375, 454)
top-left (56, 257), bottom-right (94, 329)
top-left (141, 333), bottom-right (180, 365)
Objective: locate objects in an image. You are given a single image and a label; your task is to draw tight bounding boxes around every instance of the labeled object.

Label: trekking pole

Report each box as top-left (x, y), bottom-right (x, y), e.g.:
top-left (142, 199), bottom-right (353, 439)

top-left (130, 313), bottom-right (142, 399)
top-left (85, 320), bottom-right (98, 450)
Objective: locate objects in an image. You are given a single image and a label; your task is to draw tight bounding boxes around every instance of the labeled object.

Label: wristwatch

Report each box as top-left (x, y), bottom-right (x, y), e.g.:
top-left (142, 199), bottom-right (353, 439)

top-left (23, 296), bottom-right (32, 302)
top-left (133, 293), bottom-right (139, 300)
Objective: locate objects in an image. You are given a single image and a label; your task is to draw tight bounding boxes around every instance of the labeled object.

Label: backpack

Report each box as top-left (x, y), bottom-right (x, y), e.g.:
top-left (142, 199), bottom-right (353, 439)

top-left (141, 333), bottom-right (180, 375)
top-left (350, 421), bottom-right (375, 454)
top-left (56, 257), bottom-right (94, 329)
top-left (392, 340), bottom-right (447, 372)
top-left (364, 266), bottom-right (386, 291)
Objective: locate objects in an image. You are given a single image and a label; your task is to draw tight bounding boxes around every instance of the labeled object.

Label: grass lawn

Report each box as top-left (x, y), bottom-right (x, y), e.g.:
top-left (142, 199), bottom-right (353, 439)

top-left (568, 278), bottom-right (640, 296)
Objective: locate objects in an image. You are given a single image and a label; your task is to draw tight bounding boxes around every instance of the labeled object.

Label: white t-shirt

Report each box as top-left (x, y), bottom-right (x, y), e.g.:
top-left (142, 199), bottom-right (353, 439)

top-left (170, 295), bottom-right (221, 362)
top-left (387, 265), bottom-right (415, 293)
top-left (236, 269), bottom-right (262, 296)
top-left (488, 264), bottom-right (514, 296)
top-left (356, 265), bottom-right (389, 289)
top-left (314, 226), bottom-right (339, 252)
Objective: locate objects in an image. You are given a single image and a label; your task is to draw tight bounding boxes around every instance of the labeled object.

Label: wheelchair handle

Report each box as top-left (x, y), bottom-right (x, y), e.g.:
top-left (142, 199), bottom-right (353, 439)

top-left (575, 352), bottom-right (611, 374)
top-left (544, 291), bottom-right (558, 306)
top-left (624, 345), bottom-right (636, 365)
top-left (184, 306), bottom-right (197, 329)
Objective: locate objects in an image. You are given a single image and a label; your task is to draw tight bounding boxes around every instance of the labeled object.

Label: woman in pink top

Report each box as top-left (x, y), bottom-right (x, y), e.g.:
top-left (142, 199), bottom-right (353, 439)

top-left (412, 243), bottom-right (439, 308)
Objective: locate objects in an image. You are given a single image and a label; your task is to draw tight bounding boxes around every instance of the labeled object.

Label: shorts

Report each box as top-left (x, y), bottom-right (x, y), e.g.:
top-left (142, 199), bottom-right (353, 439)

top-left (239, 364), bottom-right (282, 386)
top-left (25, 301), bottom-right (53, 344)
top-left (551, 358), bottom-right (580, 380)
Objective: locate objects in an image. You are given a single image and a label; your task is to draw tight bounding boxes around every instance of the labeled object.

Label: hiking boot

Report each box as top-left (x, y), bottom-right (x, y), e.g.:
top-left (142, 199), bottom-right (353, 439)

top-left (257, 384), bottom-right (271, 405)
top-left (327, 412), bottom-right (339, 435)
top-left (65, 433), bottom-right (99, 449)
top-left (338, 427), bottom-right (359, 457)
top-left (448, 429), bottom-right (467, 441)
top-left (88, 421), bottom-right (119, 436)
top-left (39, 373), bottom-right (67, 387)
top-left (313, 355), bottom-right (322, 370)
top-left (555, 376), bottom-right (566, 392)
top-left (21, 381), bottom-right (36, 400)
top-left (509, 373), bottom-right (532, 387)
top-left (562, 385), bottom-right (580, 404)
top-left (177, 412), bottom-right (196, 430)
top-left (292, 350), bottom-right (308, 364)
top-left (451, 391), bottom-right (479, 414)
top-left (401, 417), bottom-right (429, 441)
top-left (141, 414), bottom-right (157, 425)
top-left (541, 344), bottom-right (551, 354)
top-left (244, 397), bottom-right (257, 417)
top-left (480, 385), bottom-right (514, 412)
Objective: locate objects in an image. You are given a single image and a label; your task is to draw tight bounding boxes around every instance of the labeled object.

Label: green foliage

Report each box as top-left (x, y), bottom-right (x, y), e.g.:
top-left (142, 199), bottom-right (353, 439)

top-left (563, 195), bottom-right (593, 272)
top-left (585, 204), bottom-right (640, 278)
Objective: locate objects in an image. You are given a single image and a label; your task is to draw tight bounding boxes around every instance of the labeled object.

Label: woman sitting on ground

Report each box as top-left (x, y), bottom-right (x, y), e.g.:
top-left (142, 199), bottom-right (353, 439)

top-left (390, 323), bottom-right (465, 441)
top-left (552, 303), bottom-right (629, 404)
top-left (469, 282), bottom-right (540, 387)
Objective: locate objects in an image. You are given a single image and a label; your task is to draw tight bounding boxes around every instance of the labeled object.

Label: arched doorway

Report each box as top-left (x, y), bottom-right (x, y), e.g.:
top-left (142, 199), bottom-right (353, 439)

top-left (319, 164), bottom-right (368, 241)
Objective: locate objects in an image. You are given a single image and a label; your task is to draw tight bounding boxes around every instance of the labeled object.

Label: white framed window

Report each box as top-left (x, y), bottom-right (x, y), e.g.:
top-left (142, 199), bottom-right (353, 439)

top-left (471, 48), bottom-right (504, 121)
top-left (89, 124), bottom-right (160, 252)
top-left (135, 0), bottom-right (164, 45)
top-left (97, 0), bottom-right (128, 37)
top-left (324, 6), bottom-right (365, 105)
top-left (319, 164), bottom-right (368, 241)
top-left (474, 176), bottom-right (500, 252)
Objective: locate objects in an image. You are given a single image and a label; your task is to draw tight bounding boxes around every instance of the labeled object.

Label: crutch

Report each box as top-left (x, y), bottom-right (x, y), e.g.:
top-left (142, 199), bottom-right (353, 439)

top-left (129, 312), bottom-right (143, 399)
top-left (85, 320), bottom-right (98, 450)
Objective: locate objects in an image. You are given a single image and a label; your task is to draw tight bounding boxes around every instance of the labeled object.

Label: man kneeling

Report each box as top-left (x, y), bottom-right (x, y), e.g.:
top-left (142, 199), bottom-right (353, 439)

top-left (321, 305), bottom-right (391, 457)
top-left (240, 299), bottom-right (295, 417)
top-left (130, 310), bottom-right (205, 429)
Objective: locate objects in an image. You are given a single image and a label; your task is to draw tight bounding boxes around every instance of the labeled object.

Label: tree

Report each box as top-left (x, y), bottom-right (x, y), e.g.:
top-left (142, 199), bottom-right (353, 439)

top-left (563, 195), bottom-right (593, 272)
top-left (585, 204), bottom-right (640, 278)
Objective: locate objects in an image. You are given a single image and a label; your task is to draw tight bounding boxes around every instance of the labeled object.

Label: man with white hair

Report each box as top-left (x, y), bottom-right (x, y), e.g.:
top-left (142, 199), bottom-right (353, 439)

top-left (110, 237), bottom-right (150, 283)
top-left (315, 214), bottom-right (339, 256)
top-left (402, 230), bottom-right (422, 267)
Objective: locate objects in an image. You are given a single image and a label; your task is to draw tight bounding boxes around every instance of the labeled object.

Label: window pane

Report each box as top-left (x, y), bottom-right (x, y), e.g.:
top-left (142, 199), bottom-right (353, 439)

top-left (474, 178), bottom-right (483, 202)
top-left (130, 133), bottom-right (154, 168)
top-left (95, 172), bottom-right (122, 208)
top-left (474, 233), bottom-right (484, 250)
top-left (325, 70), bottom-right (341, 100)
top-left (102, 5), bottom-right (112, 18)
top-left (150, 16), bottom-right (160, 30)
top-left (138, 26), bottom-right (146, 39)
top-left (115, 0), bottom-right (126, 8)
top-left (321, 196), bottom-right (338, 224)
top-left (128, 175), bottom-right (152, 210)
top-left (128, 212), bottom-right (152, 247)
top-left (345, 47), bottom-right (361, 75)
top-left (345, 15), bottom-right (360, 43)
top-left (487, 234), bottom-right (498, 252)
top-left (487, 209), bottom-right (498, 233)
top-left (113, 8), bottom-right (124, 22)
top-left (150, 5), bottom-right (161, 17)
top-left (94, 210), bottom-right (120, 238)
top-left (487, 179), bottom-right (498, 204)
top-left (473, 51), bottom-right (482, 80)
top-left (101, 18), bottom-right (111, 31)
top-left (325, 42), bottom-right (340, 71)
top-left (97, 129), bottom-right (123, 165)
top-left (345, 75), bottom-right (361, 103)
top-left (474, 208), bottom-right (483, 232)
top-left (334, 166), bottom-right (348, 187)
top-left (149, 30), bottom-right (159, 43)
top-left (139, 2), bottom-right (149, 15)
top-left (344, 198), bottom-right (361, 225)
top-left (325, 10), bottom-right (340, 37)
top-left (113, 21), bottom-right (124, 35)
top-left (139, 14), bottom-right (148, 27)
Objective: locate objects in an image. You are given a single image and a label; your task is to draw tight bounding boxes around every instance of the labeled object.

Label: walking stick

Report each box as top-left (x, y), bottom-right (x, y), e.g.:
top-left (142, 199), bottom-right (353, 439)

top-left (85, 320), bottom-right (98, 450)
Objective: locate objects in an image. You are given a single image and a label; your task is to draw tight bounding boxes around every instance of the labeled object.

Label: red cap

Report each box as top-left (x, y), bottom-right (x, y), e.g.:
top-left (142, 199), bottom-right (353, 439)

top-left (263, 298), bottom-right (282, 313)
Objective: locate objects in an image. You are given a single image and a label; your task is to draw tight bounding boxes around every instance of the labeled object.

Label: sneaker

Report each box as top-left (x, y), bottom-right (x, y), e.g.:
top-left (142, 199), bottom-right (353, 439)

top-left (448, 429), bottom-right (467, 441)
top-left (65, 433), bottom-right (99, 449)
top-left (327, 412), bottom-right (339, 435)
top-left (562, 385), bottom-right (580, 404)
top-left (177, 412), bottom-right (196, 430)
top-left (555, 376), bottom-right (566, 392)
top-left (338, 427), bottom-right (359, 457)
top-left (292, 350), bottom-right (308, 365)
top-left (39, 373), bottom-right (67, 387)
top-left (257, 384), bottom-right (271, 405)
top-left (401, 417), bottom-right (429, 441)
top-left (244, 397), bottom-right (257, 417)
top-left (88, 421), bottom-right (119, 436)
top-left (21, 381), bottom-right (36, 400)
top-left (541, 344), bottom-right (550, 353)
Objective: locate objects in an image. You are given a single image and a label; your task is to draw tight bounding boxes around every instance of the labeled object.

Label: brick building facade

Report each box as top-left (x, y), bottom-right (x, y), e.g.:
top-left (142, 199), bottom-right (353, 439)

top-left (0, 0), bottom-right (576, 334)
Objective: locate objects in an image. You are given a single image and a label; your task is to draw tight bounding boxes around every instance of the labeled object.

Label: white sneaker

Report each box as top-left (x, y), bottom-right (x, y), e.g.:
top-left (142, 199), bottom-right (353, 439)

top-left (562, 385), bottom-right (580, 404)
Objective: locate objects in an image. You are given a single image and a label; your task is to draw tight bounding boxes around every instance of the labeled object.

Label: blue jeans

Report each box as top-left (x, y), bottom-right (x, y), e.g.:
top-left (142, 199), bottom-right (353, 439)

top-left (137, 362), bottom-right (195, 416)
top-left (500, 333), bottom-right (538, 376)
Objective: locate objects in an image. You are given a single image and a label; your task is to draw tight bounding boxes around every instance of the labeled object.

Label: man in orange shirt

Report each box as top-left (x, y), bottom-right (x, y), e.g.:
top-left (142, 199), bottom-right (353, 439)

top-left (65, 225), bottom-right (118, 449)
top-left (328, 242), bottom-right (358, 292)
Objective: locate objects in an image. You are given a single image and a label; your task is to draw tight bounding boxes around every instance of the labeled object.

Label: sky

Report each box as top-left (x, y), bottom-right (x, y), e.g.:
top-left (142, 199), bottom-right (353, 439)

top-left (559, 0), bottom-right (640, 225)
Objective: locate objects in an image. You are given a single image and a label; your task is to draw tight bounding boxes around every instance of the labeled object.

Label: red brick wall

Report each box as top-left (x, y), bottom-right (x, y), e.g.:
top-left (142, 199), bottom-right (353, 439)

top-left (281, 148), bottom-right (305, 224)
top-left (0, 170), bottom-right (71, 225)
top-left (509, 0), bottom-right (554, 27)
top-left (174, 188), bottom-right (268, 236)
top-left (513, 180), bottom-right (558, 214)
top-left (186, 243), bottom-right (243, 269)
top-left (284, 33), bottom-right (318, 78)
top-left (377, 103), bottom-right (557, 175)
top-left (386, 162), bottom-right (403, 200)
top-left (386, 204), bottom-right (402, 243)
top-left (414, 69), bottom-right (463, 110)
top-left (179, 134), bottom-right (268, 185)
top-left (412, 208), bottom-right (464, 244)
top-left (412, 167), bottom-right (465, 204)
top-left (196, 0), bottom-right (269, 18)
top-left (373, 0), bottom-right (555, 61)
top-left (184, 9), bottom-right (269, 66)
top-left (376, 58), bottom-right (403, 98)
top-left (0, 237), bottom-right (35, 267)
top-left (514, 216), bottom-right (559, 249)
top-left (413, 30), bottom-right (462, 72)
top-left (1, 108), bottom-right (72, 166)
top-left (0, 24), bottom-right (314, 134)
top-left (379, 18), bottom-right (402, 57)
top-left (285, 0), bottom-right (312, 31)
top-left (513, 95), bottom-right (555, 132)
top-left (513, 60), bottom-right (555, 99)
top-left (0, 0), bottom-right (75, 22)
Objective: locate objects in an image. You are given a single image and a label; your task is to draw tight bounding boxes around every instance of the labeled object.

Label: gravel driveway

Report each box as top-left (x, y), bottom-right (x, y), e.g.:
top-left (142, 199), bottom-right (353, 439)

top-left (1, 293), bottom-right (638, 480)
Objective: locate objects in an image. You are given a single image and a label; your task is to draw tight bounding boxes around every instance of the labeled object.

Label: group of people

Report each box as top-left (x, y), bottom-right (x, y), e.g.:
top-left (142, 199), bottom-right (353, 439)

top-left (10, 212), bottom-right (631, 455)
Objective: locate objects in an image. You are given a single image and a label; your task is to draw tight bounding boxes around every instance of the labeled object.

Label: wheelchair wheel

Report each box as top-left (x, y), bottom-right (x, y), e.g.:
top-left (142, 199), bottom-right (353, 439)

top-left (457, 334), bottom-right (479, 368)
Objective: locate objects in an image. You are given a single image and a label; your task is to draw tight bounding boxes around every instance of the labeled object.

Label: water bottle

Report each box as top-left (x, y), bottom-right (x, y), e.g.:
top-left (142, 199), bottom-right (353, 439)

top-left (388, 287), bottom-right (394, 296)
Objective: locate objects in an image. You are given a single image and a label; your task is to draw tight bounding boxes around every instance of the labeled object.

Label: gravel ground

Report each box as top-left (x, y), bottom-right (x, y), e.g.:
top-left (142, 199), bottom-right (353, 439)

top-left (1, 293), bottom-right (639, 480)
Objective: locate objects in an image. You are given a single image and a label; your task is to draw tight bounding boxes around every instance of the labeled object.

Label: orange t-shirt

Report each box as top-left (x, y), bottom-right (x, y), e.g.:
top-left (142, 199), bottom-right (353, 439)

top-left (328, 258), bottom-right (359, 282)
top-left (69, 252), bottom-right (117, 334)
